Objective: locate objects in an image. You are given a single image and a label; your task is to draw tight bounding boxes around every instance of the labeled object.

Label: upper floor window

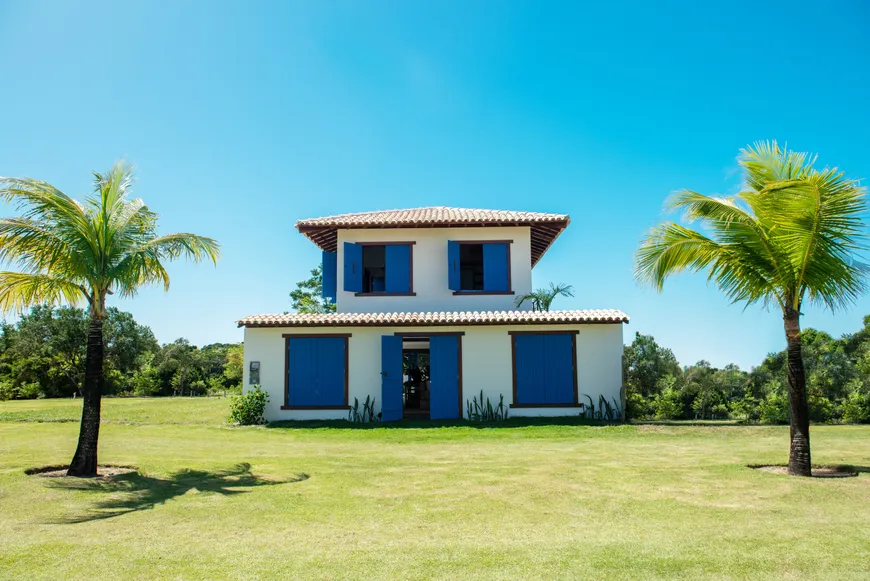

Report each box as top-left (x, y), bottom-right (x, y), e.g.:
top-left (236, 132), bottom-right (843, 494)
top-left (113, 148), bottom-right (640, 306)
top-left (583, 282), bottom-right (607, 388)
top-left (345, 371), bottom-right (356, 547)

top-left (448, 240), bottom-right (512, 294)
top-left (343, 242), bottom-right (414, 295)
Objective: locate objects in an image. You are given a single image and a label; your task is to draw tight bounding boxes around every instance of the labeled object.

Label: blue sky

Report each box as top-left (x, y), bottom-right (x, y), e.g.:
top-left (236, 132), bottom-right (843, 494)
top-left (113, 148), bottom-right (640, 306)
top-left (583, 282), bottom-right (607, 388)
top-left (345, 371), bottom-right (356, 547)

top-left (1, 0), bottom-right (869, 369)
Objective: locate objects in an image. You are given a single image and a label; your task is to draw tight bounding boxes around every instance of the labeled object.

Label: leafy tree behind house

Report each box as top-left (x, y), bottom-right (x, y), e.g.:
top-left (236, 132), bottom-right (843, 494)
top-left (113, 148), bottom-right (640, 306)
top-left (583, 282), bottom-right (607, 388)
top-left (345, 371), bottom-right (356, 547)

top-left (290, 265), bottom-right (336, 314)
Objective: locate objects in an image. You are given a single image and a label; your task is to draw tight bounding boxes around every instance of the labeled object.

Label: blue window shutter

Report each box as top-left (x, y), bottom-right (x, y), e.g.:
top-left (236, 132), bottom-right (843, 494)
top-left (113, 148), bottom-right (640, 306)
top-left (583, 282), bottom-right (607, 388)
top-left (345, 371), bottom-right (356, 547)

top-left (483, 243), bottom-right (509, 291)
top-left (447, 241), bottom-right (461, 291)
top-left (343, 242), bottom-right (363, 292)
top-left (381, 336), bottom-right (404, 421)
top-left (288, 337), bottom-right (346, 407)
top-left (544, 334), bottom-right (575, 404)
top-left (385, 244), bottom-right (411, 293)
top-left (514, 334), bottom-right (545, 405)
top-left (430, 335), bottom-right (460, 419)
top-left (322, 251), bottom-right (337, 302)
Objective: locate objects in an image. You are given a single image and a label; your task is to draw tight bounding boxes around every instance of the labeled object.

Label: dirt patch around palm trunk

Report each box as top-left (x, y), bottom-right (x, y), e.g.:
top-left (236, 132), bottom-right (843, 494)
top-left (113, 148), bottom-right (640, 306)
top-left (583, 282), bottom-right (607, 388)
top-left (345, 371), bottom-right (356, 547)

top-left (24, 464), bottom-right (138, 478)
top-left (749, 464), bottom-right (859, 478)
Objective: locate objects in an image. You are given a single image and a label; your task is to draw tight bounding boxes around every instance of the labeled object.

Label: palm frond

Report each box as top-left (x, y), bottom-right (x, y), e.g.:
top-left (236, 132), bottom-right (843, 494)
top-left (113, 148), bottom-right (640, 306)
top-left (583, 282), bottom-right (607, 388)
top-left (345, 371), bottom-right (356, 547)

top-left (0, 272), bottom-right (86, 313)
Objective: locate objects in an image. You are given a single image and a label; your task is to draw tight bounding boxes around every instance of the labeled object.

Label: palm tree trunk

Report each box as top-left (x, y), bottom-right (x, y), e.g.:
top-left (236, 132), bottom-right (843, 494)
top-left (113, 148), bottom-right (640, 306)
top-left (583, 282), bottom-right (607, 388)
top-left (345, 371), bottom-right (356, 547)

top-left (67, 313), bottom-right (104, 477)
top-left (783, 307), bottom-right (812, 477)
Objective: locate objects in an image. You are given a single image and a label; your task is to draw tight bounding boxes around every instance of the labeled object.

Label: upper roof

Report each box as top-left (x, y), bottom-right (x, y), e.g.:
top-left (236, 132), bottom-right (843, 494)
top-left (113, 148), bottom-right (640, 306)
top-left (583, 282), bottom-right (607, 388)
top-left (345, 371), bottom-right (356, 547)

top-left (295, 206), bottom-right (570, 266)
top-left (237, 309), bottom-right (628, 328)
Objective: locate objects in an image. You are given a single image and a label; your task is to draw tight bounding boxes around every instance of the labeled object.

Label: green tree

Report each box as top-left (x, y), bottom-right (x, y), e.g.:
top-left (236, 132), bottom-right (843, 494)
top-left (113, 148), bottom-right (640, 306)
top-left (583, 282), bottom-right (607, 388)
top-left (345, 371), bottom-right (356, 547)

top-left (0, 162), bottom-right (219, 476)
top-left (514, 283), bottom-right (574, 311)
top-left (290, 264), bottom-right (336, 314)
top-left (623, 332), bottom-right (682, 398)
top-left (636, 141), bottom-right (867, 476)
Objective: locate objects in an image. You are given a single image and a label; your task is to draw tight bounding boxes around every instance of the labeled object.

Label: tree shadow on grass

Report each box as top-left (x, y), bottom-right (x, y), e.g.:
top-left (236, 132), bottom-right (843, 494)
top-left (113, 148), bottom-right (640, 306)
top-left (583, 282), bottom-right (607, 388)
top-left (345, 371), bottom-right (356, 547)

top-left (45, 462), bottom-right (308, 524)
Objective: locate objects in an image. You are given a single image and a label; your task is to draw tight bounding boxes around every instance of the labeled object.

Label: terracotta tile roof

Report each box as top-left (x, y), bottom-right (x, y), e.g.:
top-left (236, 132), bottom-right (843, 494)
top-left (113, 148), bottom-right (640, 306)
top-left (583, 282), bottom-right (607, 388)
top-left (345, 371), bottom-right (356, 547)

top-left (237, 309), bottom-right (629, 328)
top-left (295, 206), bottom-right (570, 266)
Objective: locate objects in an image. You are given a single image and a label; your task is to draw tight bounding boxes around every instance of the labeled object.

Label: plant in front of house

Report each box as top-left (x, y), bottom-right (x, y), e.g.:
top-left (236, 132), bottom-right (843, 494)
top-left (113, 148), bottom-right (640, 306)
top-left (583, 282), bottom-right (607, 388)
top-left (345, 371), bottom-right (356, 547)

top-left (466, 390), bottom-right (509, 422)
top-left (635, 141), bottom-right (867, 476)
top-left (348, 395), bottom-right (379, 423)
top-left (514, 282), bottom-right (574, 311)
top-left (0, 162), bottom-right (220, 475)
top-left (579, 394), bottom-right (624, 421)
top-left (229, 385), bottom-right (269, 425)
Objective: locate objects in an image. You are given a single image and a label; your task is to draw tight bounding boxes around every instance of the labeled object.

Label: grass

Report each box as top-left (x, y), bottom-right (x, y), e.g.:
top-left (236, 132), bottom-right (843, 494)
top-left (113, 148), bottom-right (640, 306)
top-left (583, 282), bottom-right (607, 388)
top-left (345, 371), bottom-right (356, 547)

top-left (0, 398), bottom-right (868, 580)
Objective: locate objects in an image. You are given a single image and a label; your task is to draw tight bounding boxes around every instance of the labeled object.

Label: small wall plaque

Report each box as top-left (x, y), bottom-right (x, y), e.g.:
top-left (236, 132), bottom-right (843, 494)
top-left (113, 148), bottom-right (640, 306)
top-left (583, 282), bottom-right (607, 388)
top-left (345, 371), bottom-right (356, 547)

top-left (249, 361), bottom-right (260, 385)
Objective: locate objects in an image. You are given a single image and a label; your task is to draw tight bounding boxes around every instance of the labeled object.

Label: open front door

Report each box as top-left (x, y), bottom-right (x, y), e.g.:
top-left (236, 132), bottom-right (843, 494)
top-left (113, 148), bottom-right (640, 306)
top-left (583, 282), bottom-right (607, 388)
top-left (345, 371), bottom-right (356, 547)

top-left (381, 335), bottom-right (403, 421)
top-left (430, 335), bottom-right (461, 420)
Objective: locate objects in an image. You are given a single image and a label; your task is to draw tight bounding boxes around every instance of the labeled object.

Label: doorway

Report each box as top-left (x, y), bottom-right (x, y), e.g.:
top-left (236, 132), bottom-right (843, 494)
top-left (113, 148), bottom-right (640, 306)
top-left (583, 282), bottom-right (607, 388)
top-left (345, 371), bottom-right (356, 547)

top-left (402, 342), bottom-right (430, 420)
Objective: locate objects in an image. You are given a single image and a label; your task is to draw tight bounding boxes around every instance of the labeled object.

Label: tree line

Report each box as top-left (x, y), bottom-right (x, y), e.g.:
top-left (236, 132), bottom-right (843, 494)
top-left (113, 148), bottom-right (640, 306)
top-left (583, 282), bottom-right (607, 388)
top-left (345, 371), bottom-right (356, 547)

top-left (624, 316), bottom-right (870, 424)
top-left (0, 305), bottom-right (242, 400)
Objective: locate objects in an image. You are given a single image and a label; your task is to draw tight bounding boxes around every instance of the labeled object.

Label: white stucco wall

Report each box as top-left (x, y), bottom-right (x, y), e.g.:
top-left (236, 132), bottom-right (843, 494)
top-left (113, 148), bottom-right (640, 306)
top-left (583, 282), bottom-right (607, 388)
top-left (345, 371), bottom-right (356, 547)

top-left (336, 226), bottom-right (533, 313)
top-left (243, 323), bottom-right (624, 422)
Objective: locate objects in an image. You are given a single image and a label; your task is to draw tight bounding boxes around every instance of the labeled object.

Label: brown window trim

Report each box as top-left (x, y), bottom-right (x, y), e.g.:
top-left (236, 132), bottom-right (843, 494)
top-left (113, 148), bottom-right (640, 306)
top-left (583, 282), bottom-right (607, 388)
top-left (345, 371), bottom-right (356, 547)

top-left (393, 331), bottom-right (466, 337)
top-left (284, 334), bottom-right (350, 408)
top-left (281, 405), bottom-right (351, 410)
top-left (451, 239), bottom-right (513, 293)
top-left (355, 292), bottom-right (417, 297)
top-left (510, 331), bottom-right (579, 407)
top-left (351, 241), bottom-right (415, 294)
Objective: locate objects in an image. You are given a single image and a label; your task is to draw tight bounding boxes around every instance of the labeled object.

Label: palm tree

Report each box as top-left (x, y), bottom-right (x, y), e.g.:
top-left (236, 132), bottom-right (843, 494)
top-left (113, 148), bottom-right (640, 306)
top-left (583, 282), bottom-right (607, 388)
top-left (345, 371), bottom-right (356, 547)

top-left (515, 283), bottom-right (574, 311)
top-left (0, 162), bottom-right (220, 476)
top-left (635, 141), bottom-right (866, 477)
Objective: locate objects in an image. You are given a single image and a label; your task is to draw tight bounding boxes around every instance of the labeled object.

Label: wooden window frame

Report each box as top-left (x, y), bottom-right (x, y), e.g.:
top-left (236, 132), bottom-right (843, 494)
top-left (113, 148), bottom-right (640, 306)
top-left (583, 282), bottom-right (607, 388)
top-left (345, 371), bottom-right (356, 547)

top-left (450, 240), bottom-right (514, 295)
top-left (352, 241), bottom-right (416, 297)
top-left (281, 333), bottom-right (351, 410)
top-left (509, 330), bottom-right (580, 408)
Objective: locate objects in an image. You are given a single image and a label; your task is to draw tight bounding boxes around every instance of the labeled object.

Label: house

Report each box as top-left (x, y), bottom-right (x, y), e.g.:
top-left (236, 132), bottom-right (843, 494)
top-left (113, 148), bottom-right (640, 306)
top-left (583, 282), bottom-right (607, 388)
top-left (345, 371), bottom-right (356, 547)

top-left (237, 207), bottom-right (629, 422)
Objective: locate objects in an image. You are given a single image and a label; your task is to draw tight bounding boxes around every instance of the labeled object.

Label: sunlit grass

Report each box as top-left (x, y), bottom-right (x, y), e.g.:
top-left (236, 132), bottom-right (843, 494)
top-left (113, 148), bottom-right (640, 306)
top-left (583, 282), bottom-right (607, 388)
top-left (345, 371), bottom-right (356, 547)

top-left (0, 398), bottom-right (868, 580)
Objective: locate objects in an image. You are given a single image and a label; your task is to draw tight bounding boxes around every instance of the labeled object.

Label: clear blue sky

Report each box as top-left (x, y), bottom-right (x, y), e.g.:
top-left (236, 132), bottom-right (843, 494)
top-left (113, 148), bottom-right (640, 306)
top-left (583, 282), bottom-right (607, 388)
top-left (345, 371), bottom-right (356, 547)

top-left (1, 1), bottom-right (869, 369)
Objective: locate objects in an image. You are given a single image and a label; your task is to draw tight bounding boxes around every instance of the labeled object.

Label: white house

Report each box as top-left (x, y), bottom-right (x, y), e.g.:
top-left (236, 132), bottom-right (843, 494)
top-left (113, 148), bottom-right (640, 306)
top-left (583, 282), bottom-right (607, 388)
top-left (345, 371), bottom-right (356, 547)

top-left (238, 207), bottom-right (629, 422)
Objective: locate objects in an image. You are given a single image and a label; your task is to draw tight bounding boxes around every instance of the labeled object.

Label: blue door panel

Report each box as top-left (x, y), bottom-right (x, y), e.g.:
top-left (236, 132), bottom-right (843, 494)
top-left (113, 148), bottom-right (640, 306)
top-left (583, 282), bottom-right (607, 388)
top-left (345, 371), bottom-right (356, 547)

top-left (322, 251), bottom-right (337, 302)
top-left (430, 335), bottom-right (460, 419)
top-left (544, 334), bottom-right (575, 404)
top-left (514, 334), bottom-right (544, 405)
top-left (483, 243), bottom-right (509, 291)
top-left (288, 338), bottom-right (314, 406)
top-left (318, 337), bottom-right (346, 405)
top-left (385, 244), bottom-right (411, 293)
top-left (343, 242), bottom-right (363, 292)
top-left (381, 335), bottom-right (404, 421)
top-left (447, 240), bottom-right (461, 291)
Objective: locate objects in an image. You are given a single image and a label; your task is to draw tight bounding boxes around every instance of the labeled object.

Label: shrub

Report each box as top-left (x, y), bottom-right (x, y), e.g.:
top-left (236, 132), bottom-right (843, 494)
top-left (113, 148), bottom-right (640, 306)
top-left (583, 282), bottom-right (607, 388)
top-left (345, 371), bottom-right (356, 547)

top-left (759, 390), bottom-right (789, 424)
top-left (840, 385), bottom-right (870, 424)
top-left (17, 382), bottom-right (42, 400)
top-left (229, 385), bottom-right (269, 425)
top-left (580, 394), bottom-right (624, 421)
top-left (625, 390), bottom-right (649, 420)
top-left (466, 391), bottom-right (508, 422)
top-left (653, 387), bottom-right (682, 420)
top-left (348, 395), bottom-right (379, 423)
top-left (0, 381), bottom-right (14, 401)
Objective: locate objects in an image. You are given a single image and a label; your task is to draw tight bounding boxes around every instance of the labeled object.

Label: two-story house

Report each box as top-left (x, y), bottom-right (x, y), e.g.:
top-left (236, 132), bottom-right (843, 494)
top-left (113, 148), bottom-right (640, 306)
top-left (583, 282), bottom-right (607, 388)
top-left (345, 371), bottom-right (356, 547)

top-left (237, 207), bottom-right (629, 422)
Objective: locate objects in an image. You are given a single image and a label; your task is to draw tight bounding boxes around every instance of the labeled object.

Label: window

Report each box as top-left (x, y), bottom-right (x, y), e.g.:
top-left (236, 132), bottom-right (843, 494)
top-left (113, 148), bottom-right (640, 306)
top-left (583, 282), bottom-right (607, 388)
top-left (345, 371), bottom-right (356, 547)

top-left (284, 335), bottom-right (349, 409)
top-left (448, 241), bottom-right (511, 293)
top-left (343, 242), bottom-right (413, 295)
top-left (511, 332), bottom-right (578, 407)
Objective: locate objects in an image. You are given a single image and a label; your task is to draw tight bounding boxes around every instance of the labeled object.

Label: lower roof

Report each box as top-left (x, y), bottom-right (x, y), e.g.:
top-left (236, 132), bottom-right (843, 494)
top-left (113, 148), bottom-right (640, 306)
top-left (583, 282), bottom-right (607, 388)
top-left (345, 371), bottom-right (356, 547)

top-left (237, 309), bottom-right (629, 328)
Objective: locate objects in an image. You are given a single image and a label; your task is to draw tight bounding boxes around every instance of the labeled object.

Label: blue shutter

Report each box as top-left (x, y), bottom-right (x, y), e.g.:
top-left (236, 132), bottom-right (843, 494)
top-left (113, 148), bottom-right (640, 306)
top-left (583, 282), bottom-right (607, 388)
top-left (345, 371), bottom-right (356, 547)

top-left (447, 240), bottom-right (460, 291)
top-left (385, 244), bottom-right (411, 293)
top-left (544, 334), bottom-right (575, 404)
top-left (343, 242), bottom-right (363, 293)
top-left (514, 334), bottom-right (545, 405)
top-left (430, 335), bottom-right (460, 420)
top-left (288, 337), bottom-right (346, 407)
top-left (483, 243), bottom-right (509, 291)
top-left (322, 251), bottom-right (337, 303)
top-left (381, 335), bottom-right (404, 421)
top-left (317, 337), bottom-right (346, 406)
top-left (287, 338), bottom-right (315, 406)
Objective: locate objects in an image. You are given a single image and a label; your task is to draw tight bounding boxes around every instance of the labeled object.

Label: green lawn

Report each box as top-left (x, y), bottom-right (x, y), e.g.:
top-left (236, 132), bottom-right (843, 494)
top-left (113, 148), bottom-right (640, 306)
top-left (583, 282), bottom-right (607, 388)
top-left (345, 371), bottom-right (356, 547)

top-left (1, 398), bottom-right (868, 580)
